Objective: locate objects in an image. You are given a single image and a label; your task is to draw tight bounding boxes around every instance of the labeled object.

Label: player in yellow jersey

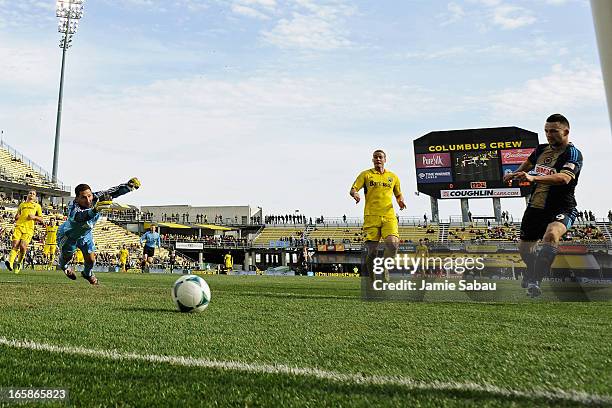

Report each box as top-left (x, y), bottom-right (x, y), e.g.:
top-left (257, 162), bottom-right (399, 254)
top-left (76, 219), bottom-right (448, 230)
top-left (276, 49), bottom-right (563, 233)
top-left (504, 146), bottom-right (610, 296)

top-left (5, 190), bottom-right (43, 273)
top-left (118, 245), bottom-right (129, 272)
top-left (224, 252), bottom-right (233, 273)
top-left (74, 248), bottom-right (84, 265)
top-left (350, 150), bottom-right (406, 280)
top-left (43, 218), bottom-right (59, 266)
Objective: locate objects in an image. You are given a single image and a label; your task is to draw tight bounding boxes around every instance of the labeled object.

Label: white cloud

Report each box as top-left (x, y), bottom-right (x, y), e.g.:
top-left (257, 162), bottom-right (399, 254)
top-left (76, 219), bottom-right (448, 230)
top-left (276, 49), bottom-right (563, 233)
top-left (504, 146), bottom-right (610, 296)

top-left (262, 13), bottom-right (350, 50)
top-left (454, 1), bottom-right (537, 31)
top-left (0, 40), bottom-right (57, 88)
top-left (0, 0), bottom-right (55, 29)
top-left (231, 4), bottom-right (270, 19)
top-left (487, 63), bottom-right (605, 117)
top-left (396, 38), bottom-right (568, 61)
top-left (440, 2), bottom-right (466, 26)
top-left (492, 4), bottom-right (536, 29)
top-left (260, 0), bottom-right (355, 50)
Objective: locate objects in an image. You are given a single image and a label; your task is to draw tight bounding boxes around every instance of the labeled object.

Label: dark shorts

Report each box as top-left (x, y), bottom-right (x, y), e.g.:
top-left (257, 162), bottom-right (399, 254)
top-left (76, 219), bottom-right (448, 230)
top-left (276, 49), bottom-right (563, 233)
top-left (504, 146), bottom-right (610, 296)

top-left (143, 246), bottom-right (155, 257)
top-left (520, 207), bottom-right (578, 241)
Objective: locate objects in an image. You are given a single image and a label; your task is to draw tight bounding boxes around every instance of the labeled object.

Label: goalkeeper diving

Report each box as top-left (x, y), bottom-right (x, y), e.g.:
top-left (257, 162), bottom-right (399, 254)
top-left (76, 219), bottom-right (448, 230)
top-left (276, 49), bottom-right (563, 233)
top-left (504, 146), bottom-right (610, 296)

top-left (57, 178), bottom-right (141, 285)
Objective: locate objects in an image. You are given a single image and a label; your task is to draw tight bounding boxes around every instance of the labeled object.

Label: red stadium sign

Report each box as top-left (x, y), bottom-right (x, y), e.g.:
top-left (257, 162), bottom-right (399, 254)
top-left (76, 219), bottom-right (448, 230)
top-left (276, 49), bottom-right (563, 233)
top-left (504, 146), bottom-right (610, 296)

top-left (558, 245), bottom-right (588, 254)
top-left (501, 148), bottom-right (534, 164)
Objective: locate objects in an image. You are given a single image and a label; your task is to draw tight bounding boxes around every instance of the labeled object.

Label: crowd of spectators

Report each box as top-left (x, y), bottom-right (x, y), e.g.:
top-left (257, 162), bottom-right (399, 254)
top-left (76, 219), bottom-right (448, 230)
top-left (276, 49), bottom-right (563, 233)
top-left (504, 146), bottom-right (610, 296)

top-left (265, 214), bottom-right (309, 224)
top-left (161, 233), bottom-right (248, 247)
top-left (449, 224), bottom-right (520, 242)
top-left (576, 210), bottom-right (597, 223)
top-left (562, 224), bottom-right (605, 242)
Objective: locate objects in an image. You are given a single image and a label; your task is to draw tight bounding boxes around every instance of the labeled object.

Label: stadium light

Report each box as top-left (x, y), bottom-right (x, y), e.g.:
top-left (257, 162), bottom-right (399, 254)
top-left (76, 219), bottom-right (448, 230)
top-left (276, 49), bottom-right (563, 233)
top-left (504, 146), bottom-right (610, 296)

top-left (52, 0), bottom-right (85, 184)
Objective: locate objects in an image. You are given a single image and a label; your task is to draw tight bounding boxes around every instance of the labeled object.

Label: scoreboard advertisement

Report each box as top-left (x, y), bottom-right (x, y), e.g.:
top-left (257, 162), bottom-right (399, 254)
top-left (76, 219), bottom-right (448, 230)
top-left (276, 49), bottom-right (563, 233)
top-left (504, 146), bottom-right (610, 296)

top-left (414, 127), bottom-right (539, 199)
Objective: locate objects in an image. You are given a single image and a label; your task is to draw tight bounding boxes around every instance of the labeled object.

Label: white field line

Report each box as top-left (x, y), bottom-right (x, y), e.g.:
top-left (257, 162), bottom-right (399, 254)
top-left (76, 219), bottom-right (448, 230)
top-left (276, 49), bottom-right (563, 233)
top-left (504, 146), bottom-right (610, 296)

top-left (0, 337), bottom-right (609, 405)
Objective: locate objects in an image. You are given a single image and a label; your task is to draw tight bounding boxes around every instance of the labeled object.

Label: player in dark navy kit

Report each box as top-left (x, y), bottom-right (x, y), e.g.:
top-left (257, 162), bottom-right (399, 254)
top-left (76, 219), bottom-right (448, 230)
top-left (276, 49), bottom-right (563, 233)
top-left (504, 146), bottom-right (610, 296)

top-left (503, 114), bottom-right (582, 297)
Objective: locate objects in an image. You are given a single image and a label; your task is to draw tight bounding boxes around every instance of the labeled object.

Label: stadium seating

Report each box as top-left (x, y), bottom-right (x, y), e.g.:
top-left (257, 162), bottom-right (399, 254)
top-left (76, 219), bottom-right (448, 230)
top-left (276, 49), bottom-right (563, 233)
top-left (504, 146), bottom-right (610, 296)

top-left (252, 226), bottom-right (306, 246)
top-left (447, 224), bottom-right (519, 242)
top-left (308, 226), bottom-right (363, 244)
top-left (398, 225), bottom-right (440, 243)
top-left (0, 147), bottom-right (51, 189)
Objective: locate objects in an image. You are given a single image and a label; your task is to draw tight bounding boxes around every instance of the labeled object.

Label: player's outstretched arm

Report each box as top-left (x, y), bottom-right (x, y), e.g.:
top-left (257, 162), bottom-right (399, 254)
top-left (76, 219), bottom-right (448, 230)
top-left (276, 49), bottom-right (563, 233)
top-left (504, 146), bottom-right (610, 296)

top-left (95, 177), bottom-right (141, 201)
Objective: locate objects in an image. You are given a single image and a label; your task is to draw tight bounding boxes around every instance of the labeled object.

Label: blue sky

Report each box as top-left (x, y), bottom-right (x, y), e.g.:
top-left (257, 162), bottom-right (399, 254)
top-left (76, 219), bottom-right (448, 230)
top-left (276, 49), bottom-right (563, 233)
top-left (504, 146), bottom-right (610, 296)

top-left (0, 0), bottom-right (610, 219)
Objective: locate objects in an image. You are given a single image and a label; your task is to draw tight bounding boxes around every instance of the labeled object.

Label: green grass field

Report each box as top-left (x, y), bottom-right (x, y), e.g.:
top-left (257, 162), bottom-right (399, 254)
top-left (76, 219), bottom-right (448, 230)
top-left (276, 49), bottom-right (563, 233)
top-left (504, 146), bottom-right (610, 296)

top-left (0, 270), bottom-right (610, 407)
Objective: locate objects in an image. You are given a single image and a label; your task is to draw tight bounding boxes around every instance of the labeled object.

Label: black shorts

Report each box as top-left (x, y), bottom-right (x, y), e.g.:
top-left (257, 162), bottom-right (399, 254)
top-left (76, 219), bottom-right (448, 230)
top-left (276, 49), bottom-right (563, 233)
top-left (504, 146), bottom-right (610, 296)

top-left (520, 207), bottom-right (578, 241)
top-left (143, 246), bottom-right (155, 257)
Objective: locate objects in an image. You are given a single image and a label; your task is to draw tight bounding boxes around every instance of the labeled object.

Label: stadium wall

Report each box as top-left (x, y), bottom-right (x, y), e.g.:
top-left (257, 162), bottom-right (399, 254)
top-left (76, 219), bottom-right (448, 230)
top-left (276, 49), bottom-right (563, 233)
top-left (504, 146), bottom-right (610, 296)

top-left (141, 205), bottom-right (260, 225)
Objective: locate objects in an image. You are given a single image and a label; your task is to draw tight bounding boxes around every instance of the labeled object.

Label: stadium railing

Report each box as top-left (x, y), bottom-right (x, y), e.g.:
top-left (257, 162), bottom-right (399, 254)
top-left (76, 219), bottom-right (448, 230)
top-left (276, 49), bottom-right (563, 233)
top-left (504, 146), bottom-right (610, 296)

top-left (0, 141), bottom-right (70, 193)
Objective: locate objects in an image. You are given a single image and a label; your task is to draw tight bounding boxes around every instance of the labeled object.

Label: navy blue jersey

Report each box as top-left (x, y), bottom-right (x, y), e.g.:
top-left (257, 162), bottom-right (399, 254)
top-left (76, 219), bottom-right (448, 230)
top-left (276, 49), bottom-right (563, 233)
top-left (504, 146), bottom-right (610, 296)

top-left (527, 143), bottom-right (582, 211)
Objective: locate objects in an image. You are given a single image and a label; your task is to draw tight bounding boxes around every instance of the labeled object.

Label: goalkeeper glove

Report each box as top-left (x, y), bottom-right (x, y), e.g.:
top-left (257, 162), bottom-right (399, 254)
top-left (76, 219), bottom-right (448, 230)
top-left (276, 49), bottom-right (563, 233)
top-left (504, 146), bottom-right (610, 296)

top-left (127, 177), bottom-right (141, 190)
top-left (94, 194), bottom-right (113, 212)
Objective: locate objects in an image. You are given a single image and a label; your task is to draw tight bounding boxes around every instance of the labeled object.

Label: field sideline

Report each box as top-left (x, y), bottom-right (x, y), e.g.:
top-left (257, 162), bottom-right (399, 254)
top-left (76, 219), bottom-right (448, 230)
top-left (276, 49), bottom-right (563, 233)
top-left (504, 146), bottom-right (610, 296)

top-left (0, 270), bottom-right (610, 407)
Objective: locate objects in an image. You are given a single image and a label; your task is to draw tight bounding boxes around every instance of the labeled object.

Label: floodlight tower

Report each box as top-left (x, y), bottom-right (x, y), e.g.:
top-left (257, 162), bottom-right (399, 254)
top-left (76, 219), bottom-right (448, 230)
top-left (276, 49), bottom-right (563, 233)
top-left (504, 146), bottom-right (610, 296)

top-left (52, 0), bottom-right (85, 184)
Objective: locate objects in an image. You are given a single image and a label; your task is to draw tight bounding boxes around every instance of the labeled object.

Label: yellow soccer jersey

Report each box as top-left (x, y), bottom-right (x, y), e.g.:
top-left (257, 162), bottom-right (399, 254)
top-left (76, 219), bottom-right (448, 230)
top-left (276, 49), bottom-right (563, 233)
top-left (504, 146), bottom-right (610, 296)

top-left (119, 249), bottom-right (129, 262)
top-left (16, 201), bottom-right (42, 232)
top-left (352, 169), bottom-right (402, 218)
top-left (75, 249), bottom-right (84, 264)
top-left (45, 225), bottom-right (58, 245)
top-left (224, 254), bottom-right (233, 268)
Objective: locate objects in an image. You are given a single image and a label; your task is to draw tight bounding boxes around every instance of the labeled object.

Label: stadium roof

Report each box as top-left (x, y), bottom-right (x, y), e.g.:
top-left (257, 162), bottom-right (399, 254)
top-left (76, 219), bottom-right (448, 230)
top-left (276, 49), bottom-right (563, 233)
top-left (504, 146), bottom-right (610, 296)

top-left (157, 222), bottom-right (190, 229)
top-left (195, 224), bottom-right (234, 231)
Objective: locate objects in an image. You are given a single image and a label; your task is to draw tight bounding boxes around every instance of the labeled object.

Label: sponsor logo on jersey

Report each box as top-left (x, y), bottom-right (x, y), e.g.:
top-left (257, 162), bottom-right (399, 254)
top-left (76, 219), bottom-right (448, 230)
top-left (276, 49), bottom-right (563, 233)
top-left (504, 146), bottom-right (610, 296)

top-left (534, 164), bottom-right (557, 176)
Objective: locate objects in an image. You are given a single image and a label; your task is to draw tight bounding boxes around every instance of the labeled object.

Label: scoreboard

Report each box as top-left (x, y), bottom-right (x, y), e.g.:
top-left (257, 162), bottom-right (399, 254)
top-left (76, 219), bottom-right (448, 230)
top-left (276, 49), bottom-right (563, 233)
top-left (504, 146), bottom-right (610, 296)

top-left (414, 127), bottom-right (539, 199)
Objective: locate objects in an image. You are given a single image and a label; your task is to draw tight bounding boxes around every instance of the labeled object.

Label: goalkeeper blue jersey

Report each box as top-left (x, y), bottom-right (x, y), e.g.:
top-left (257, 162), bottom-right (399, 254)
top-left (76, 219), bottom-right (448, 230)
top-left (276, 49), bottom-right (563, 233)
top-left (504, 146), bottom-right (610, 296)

top-left (58, 183), bottom-right (133, 240)
top-left (141, 231), bottom-right (161, 248)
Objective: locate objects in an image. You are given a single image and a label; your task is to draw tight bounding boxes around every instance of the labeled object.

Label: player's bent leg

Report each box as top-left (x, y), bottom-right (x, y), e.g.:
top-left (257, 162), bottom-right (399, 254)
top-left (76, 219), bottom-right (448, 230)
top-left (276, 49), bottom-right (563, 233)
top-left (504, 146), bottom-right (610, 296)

top-left (518, 240), bottom-right (538, 288)
top-left (82, 257), bottom-right (98, 285)
top-left (57, 236), bottom-right (77, 280)
top-left (80, 239), bottom-right (99, 285)
top-left (58, 249), bottom-right (77, 280)
top-left (6, 240), bottom-right (20, 271)
top-left (533, 222), bottom-right (566, 284)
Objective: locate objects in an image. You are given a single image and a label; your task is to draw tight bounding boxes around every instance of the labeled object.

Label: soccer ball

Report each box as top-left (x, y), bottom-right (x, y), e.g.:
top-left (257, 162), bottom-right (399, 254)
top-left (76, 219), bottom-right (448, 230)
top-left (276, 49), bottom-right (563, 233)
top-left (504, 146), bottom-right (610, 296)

top-left (171, 275), bottom-right (211, 313)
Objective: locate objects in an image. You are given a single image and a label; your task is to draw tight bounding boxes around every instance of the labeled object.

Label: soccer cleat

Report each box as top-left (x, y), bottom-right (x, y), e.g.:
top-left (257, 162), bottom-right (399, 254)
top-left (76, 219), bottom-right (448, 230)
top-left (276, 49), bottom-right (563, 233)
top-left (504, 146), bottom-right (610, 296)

top-left (83, 274), bottom-right (99, 286)
top-left (62, 265), bottom-right (77, 280)
top-left (527, 282), bottom-right (542, 298)
top-left (4, 260), bottom-right (13, 272)
top-left (13, 262), bottom-right (21, 274)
